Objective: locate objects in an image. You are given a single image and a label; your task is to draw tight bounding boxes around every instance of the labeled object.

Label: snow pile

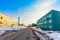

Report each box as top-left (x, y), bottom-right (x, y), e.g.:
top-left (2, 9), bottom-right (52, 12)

top-left (47, 32), bottom-right (60, 40)
top-left (0, 26), bottom-right (26, 35)
top-left (0, 31), bottom-right (6, 35)
top-left (31, 27), bottom-right (46, 33)
top-left (32, 27), bottom-right (60, 40)
top-left (0, 26), bottom-right (26, 30)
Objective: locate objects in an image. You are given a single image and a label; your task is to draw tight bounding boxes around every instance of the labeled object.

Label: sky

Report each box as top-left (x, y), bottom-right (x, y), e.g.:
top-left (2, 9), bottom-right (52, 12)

top-left (0, 0), bottom-right (60, 25)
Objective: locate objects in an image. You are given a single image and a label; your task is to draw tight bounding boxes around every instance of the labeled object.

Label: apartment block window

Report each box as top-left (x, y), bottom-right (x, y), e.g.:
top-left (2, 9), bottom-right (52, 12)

top-left (48, 15), bottom-right (52, 17)
top-left (46, 17), bottom-right (49, 20)
top-left (49, 26), bottom-right (52, 28)
top-left (49, 20), bottom-right (52, 22)
top-left (40, 22), bottom-right (43, 24)
top-left (44, 21), bottom-right (46, 24)
top-left (44, 18), bottom-right (46, 20)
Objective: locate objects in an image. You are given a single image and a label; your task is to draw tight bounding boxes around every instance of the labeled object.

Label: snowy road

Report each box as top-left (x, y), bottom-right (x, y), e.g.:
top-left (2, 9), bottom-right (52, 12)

top-left (0, 27), bottom-right (60, 40)
top-left (0, 28), bottom-right (40, 40)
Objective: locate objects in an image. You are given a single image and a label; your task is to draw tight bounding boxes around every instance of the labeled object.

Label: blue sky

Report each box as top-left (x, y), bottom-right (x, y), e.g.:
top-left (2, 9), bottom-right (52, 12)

top-left (0, 0), bottom-right (37, 19)
top-left (52, 0), bottom-right (60, 10)
top-left (0, 0), bottom-right (60, 24)
top-left (0, 0), bottom-right (37, 11)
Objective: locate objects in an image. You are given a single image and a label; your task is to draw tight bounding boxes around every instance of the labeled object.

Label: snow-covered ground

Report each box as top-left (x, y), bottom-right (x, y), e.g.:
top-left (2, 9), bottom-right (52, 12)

top-left (31, 27), bottom-right (46, 33)
top-left (47, 32), bottom-right (60, 40)
top-left (0, 26), bottom-right (26, 30)
top-left (0, 26), bottom-right (26, 35)
top-left (32, 27), bottom-right (60, 40)
top-left (0, 26), bottom-right (60, 40)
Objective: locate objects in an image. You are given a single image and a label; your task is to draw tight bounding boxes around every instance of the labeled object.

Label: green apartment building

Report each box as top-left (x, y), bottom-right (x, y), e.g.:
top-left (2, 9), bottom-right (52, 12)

top-left (37, 10), bottom-right (60, 31)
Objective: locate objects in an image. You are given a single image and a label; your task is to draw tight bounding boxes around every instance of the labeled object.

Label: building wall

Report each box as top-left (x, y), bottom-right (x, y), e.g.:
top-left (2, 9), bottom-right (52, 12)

top-left (37, 10), bottom-right (60, 31)
top-left (52, 10), bottom-right (60, 30)
top-left (0, 13), bottom-right (18, 27)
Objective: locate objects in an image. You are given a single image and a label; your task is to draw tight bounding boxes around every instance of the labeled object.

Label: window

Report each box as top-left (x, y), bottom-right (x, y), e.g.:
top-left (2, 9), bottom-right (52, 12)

top-left (1, 17), bottom-right (2, 19)
top-left (40, 22), bottom-right (43, 24)
top-left (49, 26), bottom-right (52, 28)
top-left (44, 18), bottom-right (46, 21)
top-left (49, 20), bottom-right (52, 22)
top-left (46, 17), bottom-right (49, 20)
top-left (44, 21), bottom-right (46, 24)
top-left (44, 18), bottom-right (46, 20)
top-left (48, 15), bottom-right (52, 17)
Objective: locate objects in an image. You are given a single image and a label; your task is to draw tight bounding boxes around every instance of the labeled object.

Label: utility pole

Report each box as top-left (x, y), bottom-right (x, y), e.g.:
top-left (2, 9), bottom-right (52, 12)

top-left (18, 17), bottom-right (20, 26)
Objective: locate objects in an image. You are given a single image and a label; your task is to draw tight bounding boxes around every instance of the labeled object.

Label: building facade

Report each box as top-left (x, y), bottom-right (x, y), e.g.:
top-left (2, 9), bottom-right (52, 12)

top-left (0, 13), bottom-right (18, 27)
top-left (37, 10), bottom-right (60, 31)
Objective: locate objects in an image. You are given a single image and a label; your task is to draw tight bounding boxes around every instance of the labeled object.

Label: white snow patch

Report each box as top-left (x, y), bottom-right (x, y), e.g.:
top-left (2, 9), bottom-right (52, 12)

top-left (31, 27), bottom-right (46, 33)
top-left (0, 26), bottom-right (26, 30)
top-left (0, 26), bottom-right (26, 35)
top-left (47, 32), bottom-right (60, 40)
top-left (32, 27), bottom-right (60, 40)
top-left (0, 31), bottom-right (6, 35)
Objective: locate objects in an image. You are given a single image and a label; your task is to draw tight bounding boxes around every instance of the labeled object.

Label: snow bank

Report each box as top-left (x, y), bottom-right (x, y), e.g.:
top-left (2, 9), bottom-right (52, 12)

top-left (47, 32), bottom-right (60, 40)
top-left (0, 26), bottom-right (26, 35)
top-left (31, 27), bottom-right (46, 33)
top-left (0, 31), bottom-right (6, 35)
top-left (0, 26), bottom-right (26, 30)
top-left (32, 27), bottom-right (60, 40)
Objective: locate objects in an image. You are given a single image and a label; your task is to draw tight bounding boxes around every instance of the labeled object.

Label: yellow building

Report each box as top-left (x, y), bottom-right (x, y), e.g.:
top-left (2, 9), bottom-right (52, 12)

top-left (0, 13), bottom-right (18, 27)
